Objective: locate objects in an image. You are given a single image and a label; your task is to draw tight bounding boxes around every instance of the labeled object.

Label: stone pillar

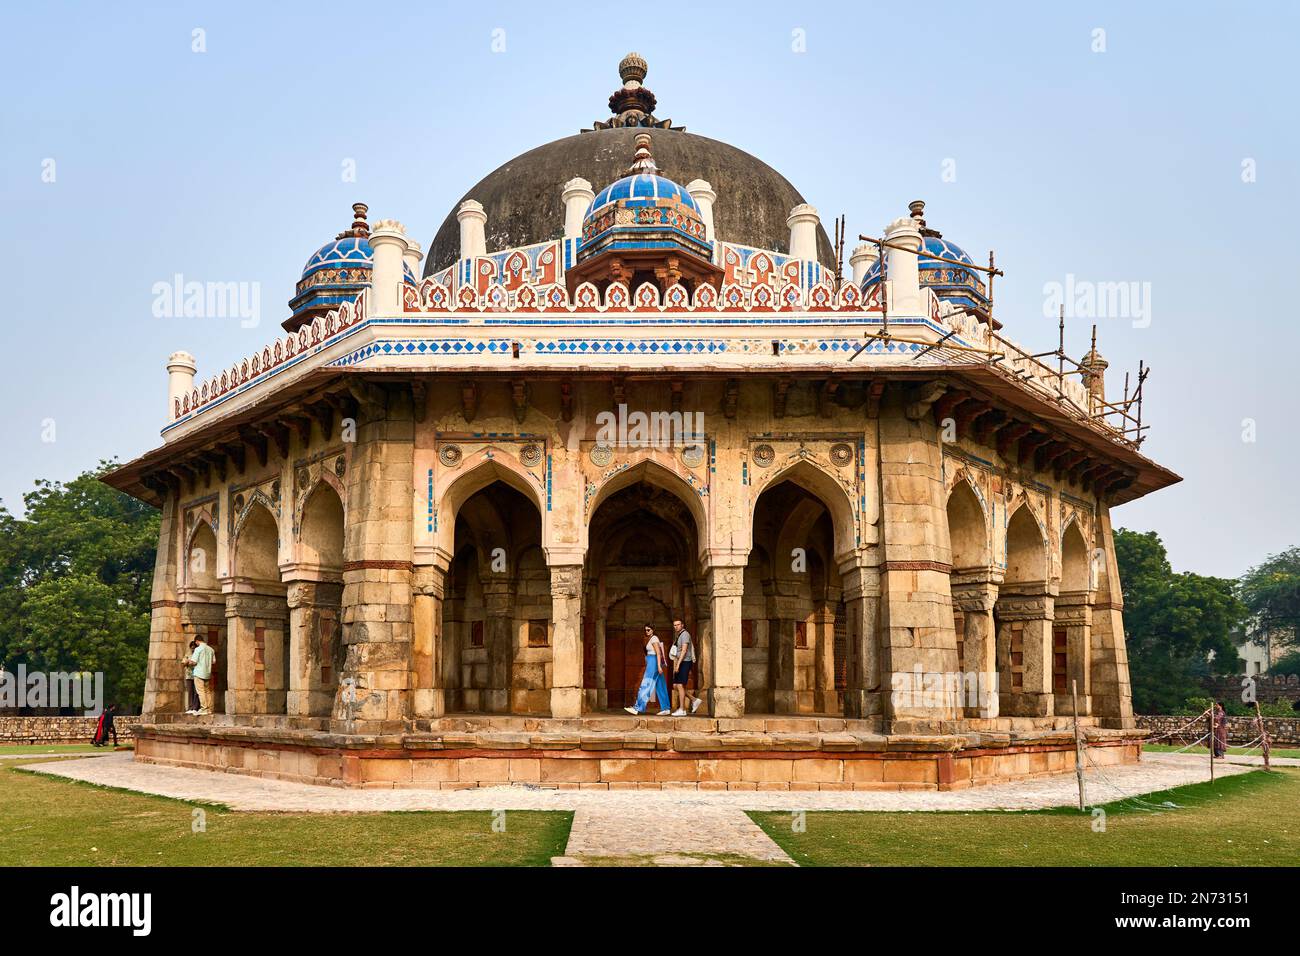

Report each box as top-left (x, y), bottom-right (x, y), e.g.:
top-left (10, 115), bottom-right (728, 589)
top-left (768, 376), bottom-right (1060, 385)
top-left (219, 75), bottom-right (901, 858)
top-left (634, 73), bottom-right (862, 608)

top-left (877, 397), bottom-right (961, 731)
top-left (412, 556), bottom-right (449, 718)
top-left (703, 561), bottom-right (746, 717)
top-left (994, 590), bottom-right (1056, 718)
top-left (839, 561), bottom-right (882, 719)
top-left (813, 593), bottom-right (839, 714)
top-left (224, 592), bottom-right (289, 715)
top-left (143, 487), bottom-right (187, 715)
top-left (286, 580), bottom-right (344, 717)
top-left (481, 578), bottom-right (514, 714)
top-left (1054, 591), bottom-right (1093, 717)
top-left (1090, 509), bottom-right (1135, 727)
top-left (336, 387), bottom-right (415, 729)
top-left (950, 573), bottom-right (1001, 718)
top-left (548, 562), bottom-right (585, 717)
top-left (768, 587), bottom-right (800, 713)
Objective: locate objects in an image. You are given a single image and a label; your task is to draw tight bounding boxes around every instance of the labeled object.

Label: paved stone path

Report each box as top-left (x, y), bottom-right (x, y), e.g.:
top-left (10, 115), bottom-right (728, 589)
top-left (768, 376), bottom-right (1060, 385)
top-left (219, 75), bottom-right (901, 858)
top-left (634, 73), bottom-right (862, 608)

top-left (18, 751), bottom-right (1253, 813)
top-left (553, 806), bottom-right (794, 866)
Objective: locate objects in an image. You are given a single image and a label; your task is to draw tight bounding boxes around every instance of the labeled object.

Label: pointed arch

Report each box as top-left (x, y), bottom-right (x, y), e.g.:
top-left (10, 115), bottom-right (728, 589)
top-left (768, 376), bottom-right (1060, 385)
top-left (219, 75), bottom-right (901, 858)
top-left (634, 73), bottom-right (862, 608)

top-left (585, 456), bottom-right (707, 555)
top-left (297, 479), bottom-right (345, 574)
top-left (1004, 501), bottom-right (1048, 585)
top-left (434, 454), bottom-right (546, 558)
top-left (749, 457), bottom-right (857, 562)
top-left (1061, 518), bottom-right (1092, 592)
top-left (231, 498), bottom-right (281, 585)
top-left (946, 477), bottom-right (990, 571)
top-left (184, 516), bottom-right (219, 591)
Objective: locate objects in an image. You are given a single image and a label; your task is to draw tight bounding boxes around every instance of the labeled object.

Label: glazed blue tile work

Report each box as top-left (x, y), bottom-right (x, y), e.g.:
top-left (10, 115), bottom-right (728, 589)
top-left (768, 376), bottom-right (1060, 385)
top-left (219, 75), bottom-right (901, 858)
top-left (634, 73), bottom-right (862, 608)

top-left (290, 236), bottom-right (417, 318)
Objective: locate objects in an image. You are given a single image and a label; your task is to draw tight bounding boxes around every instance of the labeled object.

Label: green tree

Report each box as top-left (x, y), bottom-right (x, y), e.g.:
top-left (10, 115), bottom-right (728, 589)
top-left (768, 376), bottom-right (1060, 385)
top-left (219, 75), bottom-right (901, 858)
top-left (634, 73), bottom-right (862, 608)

top-left (1238, 546), bottom-right (1300, 649)
top-left (1114, 528), bottom-right (1247, 713)
top-left (0, 462), bottom-right (157, 711)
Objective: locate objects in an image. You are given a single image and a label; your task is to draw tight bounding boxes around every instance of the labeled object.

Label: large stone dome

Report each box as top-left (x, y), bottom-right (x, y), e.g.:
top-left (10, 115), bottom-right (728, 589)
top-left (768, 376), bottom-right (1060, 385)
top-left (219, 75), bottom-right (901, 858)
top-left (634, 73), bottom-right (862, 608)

top-left (425, 56), bottom-right (834, 275)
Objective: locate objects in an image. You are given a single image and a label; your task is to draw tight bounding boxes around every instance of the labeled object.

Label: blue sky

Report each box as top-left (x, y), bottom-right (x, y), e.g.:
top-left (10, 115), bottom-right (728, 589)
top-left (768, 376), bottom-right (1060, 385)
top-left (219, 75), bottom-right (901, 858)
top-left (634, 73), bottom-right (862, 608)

top-left (1, 1), bottom-right (1295, 579)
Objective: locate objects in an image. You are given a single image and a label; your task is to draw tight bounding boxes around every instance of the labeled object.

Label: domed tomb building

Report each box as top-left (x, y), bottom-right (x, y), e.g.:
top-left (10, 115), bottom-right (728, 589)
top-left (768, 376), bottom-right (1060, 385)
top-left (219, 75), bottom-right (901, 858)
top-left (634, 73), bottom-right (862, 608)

top-left (105, 55), bottom-right (1178, 790)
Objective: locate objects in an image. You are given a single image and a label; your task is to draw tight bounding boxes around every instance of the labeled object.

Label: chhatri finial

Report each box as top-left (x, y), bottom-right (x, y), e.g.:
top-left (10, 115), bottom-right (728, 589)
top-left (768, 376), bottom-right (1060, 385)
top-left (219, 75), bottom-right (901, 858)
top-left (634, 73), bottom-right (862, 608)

top-left (628, 132), bottom-right (658, 174)
top-left (337, 202), bottom-right (369, 240)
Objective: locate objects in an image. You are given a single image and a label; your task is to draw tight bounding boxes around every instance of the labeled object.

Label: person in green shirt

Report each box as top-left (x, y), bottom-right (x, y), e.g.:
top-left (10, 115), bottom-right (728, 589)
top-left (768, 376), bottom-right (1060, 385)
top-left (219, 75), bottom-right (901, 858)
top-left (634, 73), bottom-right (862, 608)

top-left (186, 635), bottom-right (217, 716)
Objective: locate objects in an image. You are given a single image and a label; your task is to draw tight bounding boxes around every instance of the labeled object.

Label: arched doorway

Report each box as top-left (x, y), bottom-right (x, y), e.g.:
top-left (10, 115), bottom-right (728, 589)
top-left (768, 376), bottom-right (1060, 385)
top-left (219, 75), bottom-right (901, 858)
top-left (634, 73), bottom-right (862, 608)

top-left (440, 480), bottom-right (548, 714)
top-left (746, 475), bottom-right (845, 715)
top-left (227, 501), bottom-right (289, 715)
top-left (181, 520), bottom-right (226, 714)
top-left (996, 503), bottom-right (1052, 716)
top-left (1056, 520), bottom-right (1093, 715)
top-left (584, 476), bottom-right (702, 711)
top-left (288, 482), bottom-right (345, 717)
top-left (945, 479), bottom-right (997, 716)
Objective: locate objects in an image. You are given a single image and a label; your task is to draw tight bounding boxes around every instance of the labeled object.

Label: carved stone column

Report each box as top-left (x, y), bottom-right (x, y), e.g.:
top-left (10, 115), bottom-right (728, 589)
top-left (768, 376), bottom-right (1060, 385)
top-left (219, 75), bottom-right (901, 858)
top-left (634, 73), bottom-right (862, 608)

top-left (411, 557), bottom-right (449, 718)
top-left (143, 488), bottom-right (186, 716)
top-left (481, 577), bottom-right (514, 714)
top-left (548, 562), bottom-right (585, 718)
top-left (1090, 510), bottom-right (1135, 728)
top-left (950, 571), bottom-right (1001, 718)
top-left (1054, 591), bottom-right (1093, 717)
top-left (768, 587), bottom-right (802, 714)
top-left (703, 560), bottom-right (746, 717)
top-left (224, 591), bottom-right (289, 715)
top-left (994, 589), bottom-right (1056, 717)
top-left (286, 580), bottom-right (343, 717)
top-left (813, 587), bottom-right (840, 714)
top-left (336, 386), bottom-right (414, 730)
top-left (839, 560), bottom-right (882, 719)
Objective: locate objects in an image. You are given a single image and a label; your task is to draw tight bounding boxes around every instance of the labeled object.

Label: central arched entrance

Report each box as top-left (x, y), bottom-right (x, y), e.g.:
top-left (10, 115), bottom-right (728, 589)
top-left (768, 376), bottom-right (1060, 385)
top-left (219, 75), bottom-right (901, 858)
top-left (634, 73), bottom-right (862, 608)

top-left (745, 469), bottom-right (846, 715)
top-left (583, 471), bottom-right (703, 711)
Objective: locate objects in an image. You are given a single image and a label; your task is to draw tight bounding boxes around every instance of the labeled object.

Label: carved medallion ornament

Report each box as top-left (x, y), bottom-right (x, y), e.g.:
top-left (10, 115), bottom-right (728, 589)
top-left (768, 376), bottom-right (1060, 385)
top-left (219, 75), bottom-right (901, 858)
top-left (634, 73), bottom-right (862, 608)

top-left (233, 493), bottom-right (245, 513)
top-left (590, 443), bottom-right (613, 467)
top-left (830, 443), bottom-right (854, 467)
top-left (520, 443), bottom-right (543, 467)
top-left (439, 444), bottom-right (462, 467)
top-left (753, 443), bottom-right (775, 467)
top-left (334, 456), bottom-right (346, 478)
top-left (271, 479), bottom-right (281, 502)
top-left (681, 444), bottom-right (705, 468)
top-left (297, 468), bottom-right (310, 491)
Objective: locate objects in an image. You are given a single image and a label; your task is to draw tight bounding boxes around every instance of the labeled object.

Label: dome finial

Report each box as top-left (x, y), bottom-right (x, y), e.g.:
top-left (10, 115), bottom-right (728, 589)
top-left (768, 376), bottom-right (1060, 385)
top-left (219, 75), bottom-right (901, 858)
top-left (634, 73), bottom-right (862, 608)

top-left (619, 52), bottom-right (648, 86)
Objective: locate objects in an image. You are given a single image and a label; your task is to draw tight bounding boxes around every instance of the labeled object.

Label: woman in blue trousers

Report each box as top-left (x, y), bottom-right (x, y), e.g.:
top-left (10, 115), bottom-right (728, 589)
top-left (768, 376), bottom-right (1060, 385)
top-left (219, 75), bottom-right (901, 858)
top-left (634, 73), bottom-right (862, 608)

top-left (625, 624), bottom-right (672, 715)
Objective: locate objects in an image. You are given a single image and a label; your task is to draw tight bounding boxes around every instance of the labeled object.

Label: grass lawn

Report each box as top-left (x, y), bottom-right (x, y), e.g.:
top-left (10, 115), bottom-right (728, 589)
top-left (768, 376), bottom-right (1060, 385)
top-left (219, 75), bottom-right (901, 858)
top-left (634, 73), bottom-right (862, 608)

top-left (0, 762), bottom-right (571, 866)
top-left (1143, 743), bottom-right (1300, 760)
top-left (750, 769), bottom-right (1300, 867)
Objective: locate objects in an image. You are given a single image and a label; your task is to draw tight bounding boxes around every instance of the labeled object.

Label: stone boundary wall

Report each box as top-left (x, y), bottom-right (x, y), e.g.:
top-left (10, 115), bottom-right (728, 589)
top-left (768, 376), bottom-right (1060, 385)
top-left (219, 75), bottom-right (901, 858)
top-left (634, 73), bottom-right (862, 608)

top-left (1137, 714), bottom-right (1300, 747)
top-left (1201, 674), bottom-right (1300, 704)
top-left (0, 716), bottom-right (141, 744)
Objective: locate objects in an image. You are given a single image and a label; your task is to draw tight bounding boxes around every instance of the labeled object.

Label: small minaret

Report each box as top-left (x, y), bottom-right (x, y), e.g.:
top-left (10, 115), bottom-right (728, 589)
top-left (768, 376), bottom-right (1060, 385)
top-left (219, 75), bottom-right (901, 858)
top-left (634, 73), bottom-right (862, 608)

top-left (167, 351), bottom-right (197, 418)
top-left (787, 203), bottom-right (821, 261)
top-left (369, 219), bottom-right (409, 314)
top-left (686, 179), bottom-right (717, 243)
top-left (883, 208), bottom-right (923, 315)
top-left (562, 178), bottom-right (595, 241)
top-left (402, 238), bottom-right (423, 281)
top-left (1080, 326), bottom-right (1109, 412)
top-left (849, 242), bottom-right (878, 285)
top-left (457, 199), bottom-right (488, 260)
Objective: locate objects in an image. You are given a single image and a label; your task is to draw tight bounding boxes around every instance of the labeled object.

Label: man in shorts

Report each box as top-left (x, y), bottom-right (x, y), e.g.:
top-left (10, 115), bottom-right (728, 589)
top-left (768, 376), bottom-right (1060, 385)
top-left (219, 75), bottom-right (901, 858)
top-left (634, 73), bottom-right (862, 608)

top-left (670, 618), bottom-right (703, 715)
